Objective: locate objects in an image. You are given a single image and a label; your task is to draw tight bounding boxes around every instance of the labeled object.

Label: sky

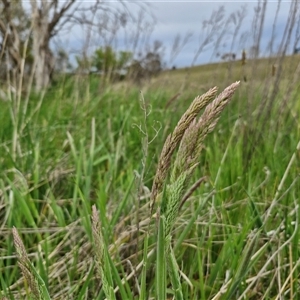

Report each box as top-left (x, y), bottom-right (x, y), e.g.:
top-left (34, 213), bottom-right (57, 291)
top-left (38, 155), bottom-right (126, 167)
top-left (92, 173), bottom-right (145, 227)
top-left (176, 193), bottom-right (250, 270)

top-left (55, 0), bottom-right (298, 68)
top-left (140, 1), bottom-right (296, 67)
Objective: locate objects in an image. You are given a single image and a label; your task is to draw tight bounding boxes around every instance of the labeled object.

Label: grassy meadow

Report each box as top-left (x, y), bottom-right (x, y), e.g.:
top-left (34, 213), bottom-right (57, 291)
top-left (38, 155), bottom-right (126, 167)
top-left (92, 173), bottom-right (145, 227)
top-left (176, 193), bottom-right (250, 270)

top-left (1, 55), bottom-right (300, 299)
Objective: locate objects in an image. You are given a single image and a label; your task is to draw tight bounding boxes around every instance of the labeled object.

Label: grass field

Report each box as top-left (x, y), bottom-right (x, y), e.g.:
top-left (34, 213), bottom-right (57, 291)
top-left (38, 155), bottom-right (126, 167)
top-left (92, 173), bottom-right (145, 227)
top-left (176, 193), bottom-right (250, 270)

top-left (1, 55), bottom-right (300, 299)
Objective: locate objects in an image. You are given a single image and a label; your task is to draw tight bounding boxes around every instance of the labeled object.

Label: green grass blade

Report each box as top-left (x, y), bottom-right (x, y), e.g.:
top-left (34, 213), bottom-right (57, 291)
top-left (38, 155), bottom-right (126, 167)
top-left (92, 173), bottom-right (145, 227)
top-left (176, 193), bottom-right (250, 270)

top-left (167, 246), bottom-right (183, 300)
top-left (156, 215), bottom-right (166, 300)
top-left (139, 234), bottom-right (149, 300)
top-left (224, 230), bottom-right (260, 299)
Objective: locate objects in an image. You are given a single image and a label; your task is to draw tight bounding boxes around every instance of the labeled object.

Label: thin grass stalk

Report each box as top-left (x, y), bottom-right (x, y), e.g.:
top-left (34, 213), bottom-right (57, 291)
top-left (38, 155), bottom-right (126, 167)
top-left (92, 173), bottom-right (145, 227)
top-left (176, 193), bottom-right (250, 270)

top-left (276, 255), bottom-right (300, 300)
top-left (33, 142), bottom-right (40, 200)
top-left (224, 230), bottom-right (260, 299)
top-left (167, 247), bottom-right (183, 300)
top-left (237, 200), bottom-right (299, 299)
top-left (139, 234), bottom-right (149, 300)
top-left (174, 190), bottom-right (215, 252)
top-left (9, 38), bottom-right (29, 161)
top-left (214, 118), bottom-right (240, 186)
top-left (246, 190), bottom-right (280, 277)
top-left (110, 175), bottom-right (135, 229)
top-left (179, 175), bottom-right (207, 209)
top-left (112, 249), bottom-right (156, 295)
top-left (91, 205), bottom-right (116, 300)
top-left (16, 27), bottom-right (31, 114)
top-left (108, 254), bottom-right (130, 300)
top-left (264, 140), bottom-right (300, 222)
top-left (156, 215), bottom-right (166, 300)
top-left (76, 264), bottom-right (95, 299)
top-left (84, 118), bottom-right (96, 202)
top-left (288, 242), bottom-right (294, 300)
top-left (134, 91), bottom-right (152, 271)
top-left (0, 29), bottom-right (8, 61)
top-left (21, 89), bottom-right (47, 134)
top-left (66, 131), bottom-right (82, 218)
top-left (260, 0), bottom-right (299, 127)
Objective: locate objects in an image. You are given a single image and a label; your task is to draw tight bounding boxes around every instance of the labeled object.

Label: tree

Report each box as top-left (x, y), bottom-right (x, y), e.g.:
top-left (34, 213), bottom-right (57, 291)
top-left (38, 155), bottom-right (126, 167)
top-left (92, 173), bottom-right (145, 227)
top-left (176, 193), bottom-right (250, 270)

top-left (0, 0), bottom-right (31, 81)
top-left (127, 59), bottom-right (143, 84)
top-left (92, 46), bottom-right (133, 79)
top-left (127, 52), bottom-right (162, 85)
top-left (116, 51), bottom-right (133, 71)
top-left (75, 54), bottom-right (91, 74)
top-left (0, 1), bottom-right (154, 91)
top-left (29, 0), bottom-right (80, 91)
top-left (93, 46), bottom-right (117, 74)
top-left (55, 48), bottom-right (71, 73)
top-left (1, 0), bottom-right (133, 91)
top-left (143, 52), bottom-right (162, 76)
top-left (127, 40), bottom-right (163, 83)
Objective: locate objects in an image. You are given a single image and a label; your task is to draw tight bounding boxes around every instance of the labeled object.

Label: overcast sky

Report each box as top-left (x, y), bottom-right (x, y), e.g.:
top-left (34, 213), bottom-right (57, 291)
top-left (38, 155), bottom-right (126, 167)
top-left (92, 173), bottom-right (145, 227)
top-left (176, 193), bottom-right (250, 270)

top-left (59, 1), bottom-right (298, 68)
top-left (144, 1), bottom-right (296, 67)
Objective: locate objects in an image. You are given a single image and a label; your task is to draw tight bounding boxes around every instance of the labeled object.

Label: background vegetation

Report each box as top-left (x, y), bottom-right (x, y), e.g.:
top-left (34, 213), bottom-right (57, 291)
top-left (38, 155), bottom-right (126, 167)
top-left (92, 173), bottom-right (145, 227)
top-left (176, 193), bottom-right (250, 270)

top-left (1, 0), bottom-right (300, 299)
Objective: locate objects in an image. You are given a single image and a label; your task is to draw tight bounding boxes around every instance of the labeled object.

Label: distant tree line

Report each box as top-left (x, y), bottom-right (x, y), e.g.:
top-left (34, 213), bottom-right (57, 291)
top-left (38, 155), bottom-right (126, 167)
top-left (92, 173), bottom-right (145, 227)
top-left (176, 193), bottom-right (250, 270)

top-left (0, 0), bottom-right (158, 91)
top-left (74, 44), bottom-right (163, 83)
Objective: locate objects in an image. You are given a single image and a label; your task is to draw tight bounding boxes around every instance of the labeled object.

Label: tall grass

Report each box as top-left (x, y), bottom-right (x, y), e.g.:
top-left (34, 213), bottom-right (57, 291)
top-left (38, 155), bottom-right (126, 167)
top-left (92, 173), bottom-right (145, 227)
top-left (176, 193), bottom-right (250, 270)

top-left (1, 6), bottom-right (300, 297)
top-left (1, 1), bottom-right (300, 298)
top-left (0, 64), bottom-right (299, 299)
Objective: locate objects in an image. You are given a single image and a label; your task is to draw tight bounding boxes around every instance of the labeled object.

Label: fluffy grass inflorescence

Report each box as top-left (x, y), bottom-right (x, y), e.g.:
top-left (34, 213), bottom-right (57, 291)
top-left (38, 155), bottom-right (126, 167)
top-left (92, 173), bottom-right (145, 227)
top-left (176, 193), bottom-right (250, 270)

top-left (150, 86), bottom-right (218, 210)
top-left (12, 227), bottom-right (51, 300)
top-left (153, 82), bottom-right (240, 299)
top-left (152, 82), bottom-right (239, 219)
top-left (91, 205), bottom-right (115, 300)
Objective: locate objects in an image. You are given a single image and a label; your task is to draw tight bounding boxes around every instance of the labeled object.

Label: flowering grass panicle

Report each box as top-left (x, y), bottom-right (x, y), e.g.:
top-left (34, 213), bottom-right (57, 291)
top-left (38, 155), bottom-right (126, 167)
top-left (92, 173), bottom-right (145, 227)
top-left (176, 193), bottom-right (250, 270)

top-left (154, 82), bottom-right (240, 300)
top-left (153, 82), bottom-right (240, 228)
top-left (12, 227), bottom-right (51, 300)
top-left (91, 205), bottom-right (115, 300)
top-left (168, 81), bottom-right (239, 220)
top-left (150, 86), bottom-right (219, 210)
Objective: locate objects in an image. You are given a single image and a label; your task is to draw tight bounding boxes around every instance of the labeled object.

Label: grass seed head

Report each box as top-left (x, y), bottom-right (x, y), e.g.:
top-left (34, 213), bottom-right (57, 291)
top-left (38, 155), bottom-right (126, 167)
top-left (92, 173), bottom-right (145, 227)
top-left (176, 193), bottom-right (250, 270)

top-left (12, 227), bottom-right (41, 300)
top-left (151, 86), bottom-right (218, 209)
top-left (154, 82), bottom-right (240, 241)
top-left (91, 205), bottom-right (105, 274)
